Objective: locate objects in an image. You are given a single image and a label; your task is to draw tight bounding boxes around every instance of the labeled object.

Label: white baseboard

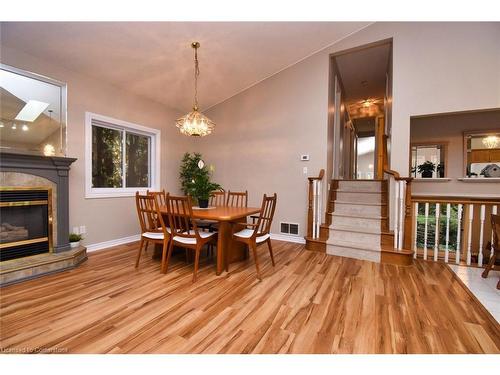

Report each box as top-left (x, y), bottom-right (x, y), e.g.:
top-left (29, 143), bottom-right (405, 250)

top-left (270, 233), bottom-right (306, 244)
top-left (85, 232), bottom-right (305, 253)
top-left (86, 234), bottom-right (140, 252)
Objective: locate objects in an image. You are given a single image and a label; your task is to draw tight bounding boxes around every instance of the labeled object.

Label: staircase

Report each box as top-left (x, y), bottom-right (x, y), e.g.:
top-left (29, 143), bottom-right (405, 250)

top-left (305, 178), bottom-right (413, 266)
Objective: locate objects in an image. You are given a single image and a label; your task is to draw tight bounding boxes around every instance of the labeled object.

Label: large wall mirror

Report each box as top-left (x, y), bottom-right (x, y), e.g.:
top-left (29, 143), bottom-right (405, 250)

top-left (464, 131), bottom-right (500, 177)
top-left (0, 64), bottom-right (67, 157)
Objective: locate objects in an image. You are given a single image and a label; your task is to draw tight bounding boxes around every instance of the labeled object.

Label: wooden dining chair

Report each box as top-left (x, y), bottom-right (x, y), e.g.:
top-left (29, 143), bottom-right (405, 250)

top-left (232, 193), bottom-right (277, 280)
top-left (226, 190), bottom-right (248, 207)
top-left (163, 195), bottom-right (217, 282)
top-left (210, 190), bottom-right (226, 206)
top-left (135, 192), bottom-right (170, 269)
top-left (147, 189), bottom-right (167, 228)
top-left (147, 189), bottom-right (167, 206)
top-left (482, 214), bottom-right (500, 289)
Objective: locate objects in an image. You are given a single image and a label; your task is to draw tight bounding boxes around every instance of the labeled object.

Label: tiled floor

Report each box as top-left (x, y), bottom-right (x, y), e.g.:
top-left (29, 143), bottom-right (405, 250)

top-left (449, 264), bottom-right (500, 323)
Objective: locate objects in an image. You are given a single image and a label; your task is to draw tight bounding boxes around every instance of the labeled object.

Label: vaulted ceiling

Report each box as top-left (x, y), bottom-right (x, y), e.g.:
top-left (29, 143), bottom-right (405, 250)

top-left (0, 22), bottom-right (370, 113)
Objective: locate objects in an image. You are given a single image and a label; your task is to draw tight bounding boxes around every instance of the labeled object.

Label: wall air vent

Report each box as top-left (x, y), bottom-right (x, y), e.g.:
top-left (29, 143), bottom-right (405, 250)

top-left (280, 222), bottom-right (299, 236)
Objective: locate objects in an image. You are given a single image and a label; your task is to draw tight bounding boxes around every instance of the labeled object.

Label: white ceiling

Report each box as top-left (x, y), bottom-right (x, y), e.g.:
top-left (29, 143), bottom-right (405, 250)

top-left (0, 22), bottom-right (370, 113)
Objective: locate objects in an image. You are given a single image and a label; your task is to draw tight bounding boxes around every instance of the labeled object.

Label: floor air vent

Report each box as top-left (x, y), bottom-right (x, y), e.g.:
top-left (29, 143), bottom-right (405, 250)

top-left (280, 222), bottom-right (299, 235)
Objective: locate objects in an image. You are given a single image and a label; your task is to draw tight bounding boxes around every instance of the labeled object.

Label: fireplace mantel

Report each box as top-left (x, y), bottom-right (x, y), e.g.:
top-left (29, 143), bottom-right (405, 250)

top-left (0, 152), bottom-right (77, 252)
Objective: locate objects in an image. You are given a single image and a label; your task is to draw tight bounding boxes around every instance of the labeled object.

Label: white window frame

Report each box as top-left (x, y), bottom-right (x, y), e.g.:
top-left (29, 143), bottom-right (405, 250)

top-left (85, 112), bottom-right (161, 198)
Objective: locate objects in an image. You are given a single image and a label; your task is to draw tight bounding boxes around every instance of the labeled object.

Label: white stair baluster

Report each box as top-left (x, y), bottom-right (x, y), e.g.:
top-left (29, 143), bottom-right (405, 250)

top-left (423, 202), bottom-right (429, 260)
top-left (456, 204), bottom-right (463, 264)
top-left (491, 205), bottom-right (498, 259)
top-left (394, 180), bottom-right (399, 250)
top-left (312, 180), bottom-right (317, 239)
top-left (478, 204), bottom-right (485, 266)
top-left (398, 182), bottom-right (405, 250)
top-left (466, 204), bottom-right (474, 266)
top-left (317, 180), bottom-right (322, 239)
top-left (444, 203), bottom-right (451, 263)
top-left (434, 203), bottom-right (440, 261)
top-left (413, 202), bottom-right (419, 258)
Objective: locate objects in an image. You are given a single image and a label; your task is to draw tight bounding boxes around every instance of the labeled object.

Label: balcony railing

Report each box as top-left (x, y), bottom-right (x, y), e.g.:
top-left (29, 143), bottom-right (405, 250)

top-left (411, 196), bottom-right (500, 266)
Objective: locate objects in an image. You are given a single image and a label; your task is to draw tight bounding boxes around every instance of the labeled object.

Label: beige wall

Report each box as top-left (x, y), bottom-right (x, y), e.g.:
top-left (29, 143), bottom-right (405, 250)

top-left (411, 109), bottom-right (500, 197)
top-left (2, 22), bottom-right (499, 242)
top-left (0, 45), bottom-right (191, 246)
top-left (196, 22), bottom-right (500, 236)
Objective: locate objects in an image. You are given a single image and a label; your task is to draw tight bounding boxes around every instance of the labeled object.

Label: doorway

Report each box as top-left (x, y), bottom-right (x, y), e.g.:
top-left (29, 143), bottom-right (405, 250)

top-left (329, 40), bottom-right (392, 180)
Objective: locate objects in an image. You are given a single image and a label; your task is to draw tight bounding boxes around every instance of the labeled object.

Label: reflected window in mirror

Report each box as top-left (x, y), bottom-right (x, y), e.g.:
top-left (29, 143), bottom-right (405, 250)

top-left (0, 64), bottom-right (67, 157)
top-left (410, 143), bottom-right (446, 178)
top-left (465, 131), bottom-right (500, 178)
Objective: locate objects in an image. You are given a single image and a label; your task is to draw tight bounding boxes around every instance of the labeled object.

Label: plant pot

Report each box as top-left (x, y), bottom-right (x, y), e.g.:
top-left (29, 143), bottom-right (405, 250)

top-left (421, 171), bottom-right (433, 178)
top-left (198, 198), bottom-right (209, 208)
top-left (70, 241), bottom-right (80, 248)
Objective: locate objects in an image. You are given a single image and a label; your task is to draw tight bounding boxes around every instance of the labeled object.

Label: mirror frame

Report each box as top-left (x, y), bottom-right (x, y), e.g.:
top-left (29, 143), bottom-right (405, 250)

top-left (0, 63), bottom-right (68, 157)
top-left (409, 141), bottom-right (448, 178)
top-left (463, 129), bottom-right (500, 177)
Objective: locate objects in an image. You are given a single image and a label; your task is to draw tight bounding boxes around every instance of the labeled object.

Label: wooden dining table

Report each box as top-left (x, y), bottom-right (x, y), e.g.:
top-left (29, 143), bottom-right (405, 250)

top-left (159, 205), bottom-right (261, 275)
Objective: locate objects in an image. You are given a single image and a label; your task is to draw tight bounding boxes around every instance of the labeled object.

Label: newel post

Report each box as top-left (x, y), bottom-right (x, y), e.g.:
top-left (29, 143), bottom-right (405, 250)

top-left (403, 178), bottom-right (413, 250)
top-left (307, 178), bottom-right (314, 238)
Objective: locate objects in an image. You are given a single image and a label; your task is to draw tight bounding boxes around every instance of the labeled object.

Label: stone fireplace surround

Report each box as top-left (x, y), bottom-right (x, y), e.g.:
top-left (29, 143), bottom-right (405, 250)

top-left (0, 152), bottom-right (87, 285)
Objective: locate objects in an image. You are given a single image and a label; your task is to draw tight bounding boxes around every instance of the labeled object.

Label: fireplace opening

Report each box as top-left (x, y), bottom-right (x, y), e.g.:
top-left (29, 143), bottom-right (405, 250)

top-left (0, 188), bottom-right (52, 262)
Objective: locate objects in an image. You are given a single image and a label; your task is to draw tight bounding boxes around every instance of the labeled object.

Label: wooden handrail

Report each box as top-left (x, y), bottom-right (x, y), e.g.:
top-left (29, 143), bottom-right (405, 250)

top-left (308, 169), bottom-right (325, 182)
top-left (412, 196), bottom-right (500, 205)
top-left (307, 169), bottom-right (325, 238)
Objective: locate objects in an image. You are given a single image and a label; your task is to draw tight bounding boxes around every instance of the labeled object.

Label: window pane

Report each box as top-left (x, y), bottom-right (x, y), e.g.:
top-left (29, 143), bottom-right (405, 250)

top-left (126, 132), bottom-right (150, 187)
top-left (92, 125), bottom-right (123, 188)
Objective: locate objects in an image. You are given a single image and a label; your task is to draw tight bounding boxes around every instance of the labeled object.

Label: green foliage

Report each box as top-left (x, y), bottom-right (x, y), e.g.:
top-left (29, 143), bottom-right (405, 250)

top-left (69, 233), bottom-right (83, 242)
top-left (179, 152), bottom-right (222, 200)
top-left (417, 161), bottom-right (435, 174)
top-left (416, 203), bottom-right (460, 251)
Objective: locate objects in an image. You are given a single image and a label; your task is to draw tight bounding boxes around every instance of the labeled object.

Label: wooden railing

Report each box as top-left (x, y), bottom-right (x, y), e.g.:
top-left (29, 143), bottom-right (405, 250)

top-left (411, 196), bottom-right (500, 266)
top-left (307, 169), bottom-right (325, 239)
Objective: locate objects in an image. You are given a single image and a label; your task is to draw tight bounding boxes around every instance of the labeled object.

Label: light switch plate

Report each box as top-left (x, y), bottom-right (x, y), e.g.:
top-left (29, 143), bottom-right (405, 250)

top-left (72, 226), bottom-right (79, 235)
top-left (303, 167), bottom-right (308, 174)
top-left (79, 225), bottom-right (87, 234)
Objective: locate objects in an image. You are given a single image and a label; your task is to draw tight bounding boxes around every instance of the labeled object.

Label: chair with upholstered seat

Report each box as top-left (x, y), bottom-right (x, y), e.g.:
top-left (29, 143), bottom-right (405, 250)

top-left (482, 214), bottom-right (500, 289)
top-left (163, 195), bottom-right (217, 282)
top-left (226, 190), bottom-right (248, 207)
top-left (232, 193), bottom-right (277, 280)
top-left (135, 192), bottom-right (170, 269)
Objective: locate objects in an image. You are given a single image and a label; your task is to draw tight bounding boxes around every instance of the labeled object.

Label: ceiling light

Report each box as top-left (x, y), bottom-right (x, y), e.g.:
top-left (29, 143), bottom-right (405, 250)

top-left (482, 135), bottom-right (499, 149)
top-left (176, 42), bottom-right (215, 137)
top-left (0, 121), bottom-right (4, 128)
top-left (15, 100), bottom-right (49, 122)
top-left (11, 124), bottom-right (17, 130)
top-left (43, 144), bottom-right (55, 156)
top-left (22, 124), bottom-right (29, 131)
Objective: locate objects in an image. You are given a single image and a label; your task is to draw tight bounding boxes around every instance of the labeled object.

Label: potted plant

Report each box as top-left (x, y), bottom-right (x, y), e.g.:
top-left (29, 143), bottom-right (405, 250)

top-left (417, 161), bottom-right (435, 178)
top-left (69, 233), bottom-right (83, 248)
top-left (436, 162), bottom-right (445, 178)
top-left (179, 152), bottom-right (222, 208)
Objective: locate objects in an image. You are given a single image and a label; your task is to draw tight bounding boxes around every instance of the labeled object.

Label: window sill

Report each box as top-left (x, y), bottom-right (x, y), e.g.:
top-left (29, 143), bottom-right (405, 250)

top-left (412, 178), bottom-right (452, 182)
top-left (457, 177), bottom-right (500, 183)
top-left (85, 188), bottom-right (152, 199)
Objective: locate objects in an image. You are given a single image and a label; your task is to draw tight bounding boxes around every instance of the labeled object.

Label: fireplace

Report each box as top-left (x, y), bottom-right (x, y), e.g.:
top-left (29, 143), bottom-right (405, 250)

top-left (0, 187), bottom-right (53, 262)
top-left (0, 152), bottom-right (86, 285)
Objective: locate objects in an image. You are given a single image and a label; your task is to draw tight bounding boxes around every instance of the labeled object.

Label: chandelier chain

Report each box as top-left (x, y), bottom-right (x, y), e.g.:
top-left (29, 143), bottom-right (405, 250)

top-left (194, 45), bottom-right (200, 110)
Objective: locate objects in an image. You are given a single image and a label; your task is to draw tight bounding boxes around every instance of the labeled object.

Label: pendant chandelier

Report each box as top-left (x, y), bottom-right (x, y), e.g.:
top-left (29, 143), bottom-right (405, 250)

top-left (176, 42), bottom-right (215, 137)
top-left (482, 135), bottom-right (499, 149)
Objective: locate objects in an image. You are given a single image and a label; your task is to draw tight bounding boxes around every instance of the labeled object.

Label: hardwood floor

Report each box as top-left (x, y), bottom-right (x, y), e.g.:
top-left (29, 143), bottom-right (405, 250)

top-left (1, 240), bottom-right (499, 354)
